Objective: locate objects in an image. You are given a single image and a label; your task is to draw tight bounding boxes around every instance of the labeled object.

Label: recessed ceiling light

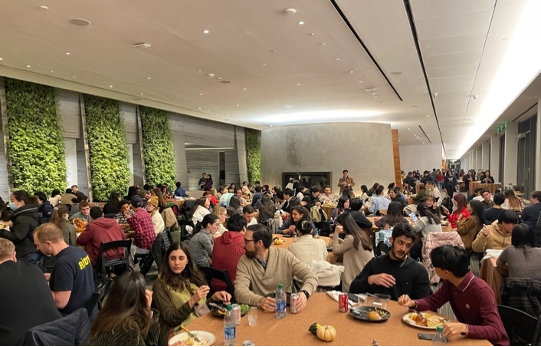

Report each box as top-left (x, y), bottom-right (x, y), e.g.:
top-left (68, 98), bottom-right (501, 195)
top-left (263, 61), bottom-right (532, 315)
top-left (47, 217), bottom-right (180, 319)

top-left (140, 93), bottom-right (144, 96)
top-left (425, 114), bottom-right (430, 117)
top-left (348, 71), bottom-right (354, 74)
top-left (320, 42), bottom-right (326, 46)
top-left (358, 81), bottom-right (363, 83)
top-left (309, 33), bottom-right (315, 36)
top-left (243, 88), bottom-right (247, 91)
top-left (72, 76), bottom-right (77, 79)
top-left (26, 65), bottom-right (31, 68)
top-left (65, 52), bottom-right (70, 55)
top-left (369, 92), bottom-right (376, 95)
top-left (284, 8), bottom-right (296, 15)
top-left (218, 77), bottom-right (222, 80)
top-left (236, 104), bottom-right (240, 107)
top-left (199, 93), bottom-right (203, 96)
top-left (203, 30), bottom-right (209, 34)
top-left (50, 70), bottom-right (53, 73)
top-left (198, 69), bottom-right (202, 72)
top-left (336, 58), bottom-right (340, 61)
top-left (109, 85), bottom-right (113, 88)
top-left (296, 83), bottom-right (301, 86)
top-left (298, 21), bottom-right (305, 25)
top-left (70, 18), bottom-right (91, 26)
top-left (0, 57), bottom-right (3, 61)
top-left (284, 104), bottom-right (293, 108)
top-left (147, 77), bottom-right (151, 80)
top-left (40, 5), bottom-right (49, 10)
top-left (390, 71), bottom-right (403, 75)
top-left (262, 63), bottom-right (266, 66)
top-left (207, 73), bottom-right (214, 78)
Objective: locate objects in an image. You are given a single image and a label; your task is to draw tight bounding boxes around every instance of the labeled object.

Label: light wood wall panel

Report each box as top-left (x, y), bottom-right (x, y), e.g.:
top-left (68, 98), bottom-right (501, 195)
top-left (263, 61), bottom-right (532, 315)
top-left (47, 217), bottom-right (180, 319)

top-left (392, 129), bottom-right (402, 188)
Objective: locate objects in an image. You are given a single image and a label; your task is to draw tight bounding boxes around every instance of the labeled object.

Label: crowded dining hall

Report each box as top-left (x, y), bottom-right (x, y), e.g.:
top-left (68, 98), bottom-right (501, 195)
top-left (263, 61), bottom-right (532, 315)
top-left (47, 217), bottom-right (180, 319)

top-left (1, 1), bottom-right (541, 346)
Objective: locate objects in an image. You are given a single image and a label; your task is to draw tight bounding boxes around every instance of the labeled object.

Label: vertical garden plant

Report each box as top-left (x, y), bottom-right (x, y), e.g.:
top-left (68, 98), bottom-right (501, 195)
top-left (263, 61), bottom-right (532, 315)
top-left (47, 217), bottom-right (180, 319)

top-left (139, 106), bottom-right (176, 188)
top-left (5, 78), bottom-right (67, 193)
top-left (84, 95), bottom-right (130, 201)
top-left (245, 128), bottom-right (261, 183)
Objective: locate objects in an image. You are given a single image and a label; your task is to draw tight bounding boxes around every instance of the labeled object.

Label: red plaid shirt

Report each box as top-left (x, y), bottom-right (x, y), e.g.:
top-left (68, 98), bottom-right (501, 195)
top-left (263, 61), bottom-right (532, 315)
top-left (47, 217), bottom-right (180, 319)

top-left (128, 209), bottom-right (156, 250)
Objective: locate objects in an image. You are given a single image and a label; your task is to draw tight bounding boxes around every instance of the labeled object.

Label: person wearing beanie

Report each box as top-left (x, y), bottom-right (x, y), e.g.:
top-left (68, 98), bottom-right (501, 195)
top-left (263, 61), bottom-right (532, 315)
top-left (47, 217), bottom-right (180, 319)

top-left (146, 196), bottom-right (164, 235)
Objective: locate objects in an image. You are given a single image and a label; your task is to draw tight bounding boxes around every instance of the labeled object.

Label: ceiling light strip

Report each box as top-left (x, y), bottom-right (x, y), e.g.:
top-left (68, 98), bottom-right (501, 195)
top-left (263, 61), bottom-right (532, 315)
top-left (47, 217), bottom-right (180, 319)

top-left (511, 102), bottom-right (538, 123)
top-left (402, 0), bottom-right (445, 155)
top-left (329, 0), bottom-right (403, 101)
top-left (418, 125), bottom-right (432, 144)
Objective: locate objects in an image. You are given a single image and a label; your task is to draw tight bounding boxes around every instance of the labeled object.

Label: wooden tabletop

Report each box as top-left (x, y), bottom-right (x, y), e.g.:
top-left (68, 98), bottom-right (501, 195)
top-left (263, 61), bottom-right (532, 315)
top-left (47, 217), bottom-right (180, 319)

top-left (182, 293), bottom-right (490, 346)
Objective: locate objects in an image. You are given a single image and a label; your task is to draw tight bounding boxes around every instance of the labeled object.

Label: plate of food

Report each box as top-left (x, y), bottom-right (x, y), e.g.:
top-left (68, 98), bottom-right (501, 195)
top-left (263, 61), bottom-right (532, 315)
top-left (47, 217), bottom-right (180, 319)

top-left (402, 312), bottom-right (448, 330)
top-left (209, 303), bottom-right (250, 317)
top-left (350, 306), bottom-right (391, 323)
top-left (168, 331), bottom-right (215, 346)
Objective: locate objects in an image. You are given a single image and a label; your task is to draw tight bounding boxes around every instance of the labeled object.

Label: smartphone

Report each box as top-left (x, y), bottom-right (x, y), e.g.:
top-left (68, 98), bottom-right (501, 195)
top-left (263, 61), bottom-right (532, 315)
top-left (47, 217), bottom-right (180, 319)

top-left (408, 212), bottom-right (418, 222)
top-left (417, 333), bottom-right (435, 340)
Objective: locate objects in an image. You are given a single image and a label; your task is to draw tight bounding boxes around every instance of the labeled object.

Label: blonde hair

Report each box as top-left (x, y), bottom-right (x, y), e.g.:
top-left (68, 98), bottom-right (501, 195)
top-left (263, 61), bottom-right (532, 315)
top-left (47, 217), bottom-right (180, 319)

top-left (0, 239), bottom-right (15, 261)
top-left (34, 223), bottom-right (63, 243)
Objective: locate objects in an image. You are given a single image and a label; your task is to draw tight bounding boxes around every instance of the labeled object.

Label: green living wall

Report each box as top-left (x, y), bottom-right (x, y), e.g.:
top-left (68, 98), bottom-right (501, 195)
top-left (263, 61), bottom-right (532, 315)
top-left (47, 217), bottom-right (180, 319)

top-left (139, 106), bottom-right (176, 188)
top-left (84, 95), bottom-right (130, 201)
top-left (5, 78), bottom-right (67, 193)
top-left (245, 129), bottom-right (261, 183)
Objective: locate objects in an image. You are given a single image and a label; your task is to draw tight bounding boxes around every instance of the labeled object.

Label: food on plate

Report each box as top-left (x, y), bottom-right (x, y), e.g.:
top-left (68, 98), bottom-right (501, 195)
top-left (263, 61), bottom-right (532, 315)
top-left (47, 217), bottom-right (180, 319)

top-left (409, 312), bottom-right (445, 328)
top-left (367, 311), bottom-right (381, 321)
top-left (316, 325), bottom-right (336, 342)
top-left (169, 332), bottom-right (209, 346)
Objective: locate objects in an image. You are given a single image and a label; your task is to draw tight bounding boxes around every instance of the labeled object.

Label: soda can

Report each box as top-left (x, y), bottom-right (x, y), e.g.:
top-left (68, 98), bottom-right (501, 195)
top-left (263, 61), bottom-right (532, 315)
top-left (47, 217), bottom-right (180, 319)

top-left (339, 293), bottom-right (349, 312)
top-left (290, 293), bottom-right (299, 314)
top-left (231, 304), bottom-right (241, 325)
top-left (243, 341), bottom-right (256, 346)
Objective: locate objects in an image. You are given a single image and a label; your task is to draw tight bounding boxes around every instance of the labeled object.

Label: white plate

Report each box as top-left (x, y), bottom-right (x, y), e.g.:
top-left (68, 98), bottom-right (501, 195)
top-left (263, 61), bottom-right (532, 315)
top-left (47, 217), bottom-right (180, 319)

top-left (168, 331), bottom-right (216, 346)
top-left (402, 312), bottom-right (447, 330)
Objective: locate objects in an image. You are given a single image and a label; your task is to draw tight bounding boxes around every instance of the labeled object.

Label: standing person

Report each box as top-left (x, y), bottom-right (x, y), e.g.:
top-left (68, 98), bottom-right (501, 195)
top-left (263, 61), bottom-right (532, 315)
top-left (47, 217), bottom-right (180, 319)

top-left (89, 271), bottom-right (159, 345)
top-left (0, 190), bottom-right (41, 263)
top-left (198, 173), bottom-right (207, 190)
top-left (330, 212), bottom-right (374, 293)
top-left (399, 246), bottom-right (508, 346)
top-left (188, 214), bottom-right (219, 268)
top-left (127, 195), bottom-right (156, 255)
top-left (152, 242), bottom-right (232, 345)
top-left (337, 169), bottom-right (355, 194)
top-left (234, 224), bottom-right (318, 312)
top-left (212, 214), bottom-right (247, 291)
top-left (444, 170), bottom-right (458, 198)
top-left (480, 170), bottom-right (494, 184)
top-left (437, 170), bottom-right (445, 190)
top-left (349, 223), bottom-right (431, 300)
top-left (0, 239), bottom-right (61, 345)
top-left (464, 170), bottom-right (476, 193)
top-left (33, 223), bottom-right (96, 317)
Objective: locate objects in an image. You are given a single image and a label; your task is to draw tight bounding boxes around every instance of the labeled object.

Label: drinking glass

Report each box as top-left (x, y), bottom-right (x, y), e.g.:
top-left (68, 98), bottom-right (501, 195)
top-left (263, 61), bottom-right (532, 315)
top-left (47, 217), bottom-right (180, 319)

top-left (248, 307), bottom-right (258, 326)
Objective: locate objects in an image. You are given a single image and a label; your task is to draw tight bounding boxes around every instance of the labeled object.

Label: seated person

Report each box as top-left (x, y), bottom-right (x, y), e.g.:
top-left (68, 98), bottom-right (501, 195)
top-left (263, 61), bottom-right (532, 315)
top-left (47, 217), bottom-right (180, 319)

top-left (235, 224), bottom-right (318, 313)
top-left (278, 205), bottom-right (314, 235)
top-left (479, 189), bottom-right (494, 209)
top-left (69, 200), bottom-right (92, 223)
top-left (349, 223), bottom-right (431, 300)
top-left (375, 201), bottom-right (409, 229)
top-left (147, 196), bottom-right (165, 235)
top-left (127, 196), bottom-right (156, 254)
top-left (483, 193), bottom-right (505, 225)
top-left (212, 214), bottom-right (247, 291)
top-left (388, 186), bottom-right (406, 210)
top-left (188, 214), bottom-right (219, 268)
top-left (243, 205), bottom-right (258, 227)
top-left (364, 185), bottom-right (390, 216)
top-left (319, 185), bottom-right (336, 204)
top-left (472, 210), bottom-right (519, 253)
top-left (115, 199), bottom-right (134, 231)
top-left (174, 181), bottom-right (186, 198)
top-left (348, 198), bottom-right (373, 229)
top-left (399, 246), bottom-right (508, 346)
top-left (410, 202), bottom-right (442, 260)
top-left (288, 218), bottom-right (327, 264)
top-left (467, 187), bottom-right (484, 202)
top-left (332, 196), bottom-right (350, 219)
top-left (521, 191), bottom-right (541, 231)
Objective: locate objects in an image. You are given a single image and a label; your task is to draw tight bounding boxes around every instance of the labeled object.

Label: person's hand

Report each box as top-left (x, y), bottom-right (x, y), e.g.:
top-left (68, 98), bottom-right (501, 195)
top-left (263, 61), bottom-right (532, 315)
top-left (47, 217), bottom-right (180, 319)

top-left (288, 225), bottom-right (296, 233)
top-left (442, 206), bottom-right (449, 214)
top-left (192, 285), bottom-right (210, 302)
top-left (368, 273), bottom-right (396, 288)
top-left (482, 224), bottom-right (490, 237)
top-left (398, 294), bottom-right (415, 308)
top-left (329, 233), bottom-right (334, 240)
top-left (335, 225), bottom-right (344, 234)
top-left (258, 297), bottom-right (276, 313)
top-left (296, 291), bottom-right (308, 312)
top-left (457, 213), bottom-right (465, 221)
top-left (145, 289), bottom-right (153, 309)
top-left (315, 201), bottom-right (321, 207)
top-left (443, 322), bottom-right (467, 337)
top-left (211, 291), bottom-right (232, 304)
top-left (44, 272), bottom-right (51, 281)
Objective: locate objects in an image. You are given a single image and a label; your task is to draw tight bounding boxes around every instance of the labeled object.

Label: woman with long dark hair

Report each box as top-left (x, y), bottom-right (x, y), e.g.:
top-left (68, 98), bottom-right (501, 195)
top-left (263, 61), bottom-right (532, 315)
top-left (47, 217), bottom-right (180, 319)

top-left (90, 272), bottom-right (158, 345)
top-left (153, 242), bottom-right (231, 345)
top-left (442, 193), bottom-right (469, 229)
top-left (502, 189), bottom-right (524, 213)
top-left (375, 201), bottom-right (408, 229)
top-left (359, 185), bottom-right (369, 203)
top-left (190, 196), bottom-right (211, 224)
top-left (202, 174), bottom-right (214, 191)
top-left (332, 196), bottom-right (350, 219)
top-left (188, 214), bottom-right (220, 267)
top-left (331, 212), bottom-right (374, 292)
top-left (456, 200), bottom-right (485, 253)
top-left (410, 202), bottom-right (442, 259)
top-left (226, 196), bottom-right (242, 217)
top-left (258, 195), bottom-right (277, 225)
top-left (50, 204), bottom-right (77, 246)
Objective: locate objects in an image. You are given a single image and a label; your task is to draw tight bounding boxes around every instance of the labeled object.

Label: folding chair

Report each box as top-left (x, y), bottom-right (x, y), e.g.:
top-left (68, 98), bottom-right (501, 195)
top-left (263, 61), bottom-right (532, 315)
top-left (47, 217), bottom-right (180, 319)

top-left (498, 304), bottom-right (541, 345)
top-left (94, 239), bottom-right (132, 284)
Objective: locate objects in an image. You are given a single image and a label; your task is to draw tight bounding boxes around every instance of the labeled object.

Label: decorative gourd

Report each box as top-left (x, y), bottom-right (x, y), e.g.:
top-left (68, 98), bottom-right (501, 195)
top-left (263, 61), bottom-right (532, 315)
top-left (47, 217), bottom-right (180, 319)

top-left (308, 322), bottom-right (321, 335)
top-left (316, 325), bottom-right (336, 342)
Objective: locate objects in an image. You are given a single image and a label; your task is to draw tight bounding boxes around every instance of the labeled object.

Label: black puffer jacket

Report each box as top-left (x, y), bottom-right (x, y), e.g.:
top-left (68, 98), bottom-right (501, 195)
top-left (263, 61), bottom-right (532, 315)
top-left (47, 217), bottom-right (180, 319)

top-left (0, 204), bottom-right (40, 258)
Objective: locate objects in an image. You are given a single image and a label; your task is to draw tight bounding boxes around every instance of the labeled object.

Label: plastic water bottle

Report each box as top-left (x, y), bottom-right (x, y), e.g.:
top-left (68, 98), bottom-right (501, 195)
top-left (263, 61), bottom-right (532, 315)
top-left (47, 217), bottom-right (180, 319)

top-left (432, 326), bottom-right (447, 345)
top-left (275, 284), bottom-right (287, 319)
top-left (314, 228), bottom-right (319, 238)
top-left (224, 304), bottom-right (236, 346)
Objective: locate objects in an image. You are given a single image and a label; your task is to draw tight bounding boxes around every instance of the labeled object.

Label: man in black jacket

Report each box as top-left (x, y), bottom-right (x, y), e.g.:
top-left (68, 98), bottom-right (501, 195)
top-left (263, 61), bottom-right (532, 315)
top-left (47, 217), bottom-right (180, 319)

top-left (350, 223), bottom-right (431, 300)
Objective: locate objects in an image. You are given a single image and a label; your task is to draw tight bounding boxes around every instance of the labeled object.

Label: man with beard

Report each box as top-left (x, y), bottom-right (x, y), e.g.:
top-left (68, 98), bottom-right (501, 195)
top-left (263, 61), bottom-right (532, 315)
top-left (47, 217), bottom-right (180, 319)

top-left (349, 223), bottom-right (431, 300)
top-left (234, 224), bottom-right (318, 313)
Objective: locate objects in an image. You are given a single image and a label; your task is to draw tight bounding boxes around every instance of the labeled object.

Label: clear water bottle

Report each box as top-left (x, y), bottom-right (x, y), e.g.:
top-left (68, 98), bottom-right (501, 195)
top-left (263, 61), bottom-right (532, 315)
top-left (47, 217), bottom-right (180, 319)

top-left (224, 304), bottom-right (236, 346)
top-left (293, 231), bottom-right (298, 242)
top-left (275, 284), bottom-right (287, 319)
top-left (432, 326), bottom-right (447, 345)
top-left (314, 228), bottom-right (319, 238)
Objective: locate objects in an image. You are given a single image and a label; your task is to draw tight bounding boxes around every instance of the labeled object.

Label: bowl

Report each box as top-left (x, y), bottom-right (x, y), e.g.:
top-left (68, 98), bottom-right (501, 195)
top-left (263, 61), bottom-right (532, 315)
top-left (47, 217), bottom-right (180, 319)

top-left (364, 294), bottom-right (391, 309)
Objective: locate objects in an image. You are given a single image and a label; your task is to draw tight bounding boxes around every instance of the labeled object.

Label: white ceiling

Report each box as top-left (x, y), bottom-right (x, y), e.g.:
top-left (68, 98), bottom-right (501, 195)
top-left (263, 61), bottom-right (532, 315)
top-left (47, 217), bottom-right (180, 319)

top-left (0, 0), bottom-right (539, 159)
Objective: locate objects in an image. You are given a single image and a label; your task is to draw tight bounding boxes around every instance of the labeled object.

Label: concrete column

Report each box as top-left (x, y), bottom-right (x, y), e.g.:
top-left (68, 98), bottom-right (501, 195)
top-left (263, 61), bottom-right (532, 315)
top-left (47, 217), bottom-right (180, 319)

top-left (482, 140), bottom-right (490, 170)
top-left (235, 126), bottom-right (249, 184)
top-left (168, 114), bottom-right (188, 187)
top-left (476, 146), bottom-right (482, 170)
top-left (503, 120), bottom-right (518, 188)
top-left (490, 135), bottom-right (501, 184)
top-left (535, 99), bottom-right (541, 190)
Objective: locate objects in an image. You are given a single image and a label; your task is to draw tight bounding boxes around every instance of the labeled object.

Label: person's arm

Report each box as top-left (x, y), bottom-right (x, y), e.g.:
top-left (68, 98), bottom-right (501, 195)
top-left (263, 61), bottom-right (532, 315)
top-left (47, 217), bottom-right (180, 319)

top-left (49, 261), bottom-right (74, 309)
top-left (349, 178), bottom-right (355, 187)
top-left (51, 291), bottom-right (71, 309)
top-left (152, 280), bottom-right (194, 328)
top-left (411, 265), bottom-right (432, 300)
top-left (495, 247), bottom-right (509, 270)
top-left (201, 233), bottom-right (214, 257)
top-left (412, 218), bottom-right (426, 234)
top-left (465, 287), bottom-right (508, 342)
top-left (456, 217), bottom-right (475, 236)
top-left (76, 225), bottom-right (93, 245)
top-left (234, 257), bottom-right (265, 306)
top-left (331, 233), bottom-right (353, 255)
top-left (471, 229), bottom-right (488, 253)
top-left (289, 252), bottom-right (318, 297)
top-left (0, 218), bottom-right (31, 242)
top-left (375, 217), bottom-right (386, 229)
top-left (349, 259), bottom-right (375, 294)
top-left (411, 282), bottom-right (449, 311)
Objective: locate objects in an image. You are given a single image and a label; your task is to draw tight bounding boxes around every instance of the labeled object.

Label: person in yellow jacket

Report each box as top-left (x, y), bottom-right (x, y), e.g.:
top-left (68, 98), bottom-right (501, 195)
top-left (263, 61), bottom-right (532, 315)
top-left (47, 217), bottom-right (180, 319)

top-left (472, 210), bottom-right (519, 253)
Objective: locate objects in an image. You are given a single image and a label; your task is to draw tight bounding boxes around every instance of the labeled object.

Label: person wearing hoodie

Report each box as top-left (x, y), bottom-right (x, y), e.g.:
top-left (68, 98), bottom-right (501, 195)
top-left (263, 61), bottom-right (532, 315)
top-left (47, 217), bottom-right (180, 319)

top-left (211, 214), bottom-right (247, 292)
top-left (76, 206), bottom-right (126, 266)
top-left (34, 191), bottom-right (54, 223)
top-left (0, 190), bottom-right (41, 263)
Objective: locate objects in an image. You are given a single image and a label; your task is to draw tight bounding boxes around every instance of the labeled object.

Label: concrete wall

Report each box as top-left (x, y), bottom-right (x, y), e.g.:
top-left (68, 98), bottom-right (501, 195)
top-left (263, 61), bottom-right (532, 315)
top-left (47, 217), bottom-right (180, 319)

top-left (399, 143), bottom-right (443, 173)
top-left (260, 123), bottom-right (395, 194)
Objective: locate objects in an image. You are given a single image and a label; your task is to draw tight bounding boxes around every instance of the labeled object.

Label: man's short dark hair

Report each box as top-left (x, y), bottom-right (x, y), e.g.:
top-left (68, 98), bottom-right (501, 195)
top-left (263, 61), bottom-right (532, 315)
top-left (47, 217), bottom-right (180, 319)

top-left (228, 214), bottom-right (247, 232)
top-left (493, 193), bottom-right (505, 205)
top-left (343, 169), bottom-right (348, 173)
top-left (243, 205), bottom-right (255, 214)
top-left (90, 206), bottom-right (103, 220)
top-left (176, 182), bottom-right (181, 188)
top-left (375, 185), bottom-right (384, 196)
top-left (249, 224), bottom-right (272, 248)
top-left (498, 210), bottom-right (520, 224)
top-left (391, 223), bottom-right (416, 243)
top-left (349, 198), bottom-right (363, 211)
top-left (310, 186), bottom-right (320, 194)
top-left (275, 190), bottom-right (284, 200)
top-left (255, 186), bottom-right (262, 193)
top-left (34, 191), bottom-right (47, 202)
top-left (530, 191), bottom-right (541, 201)
top-left (283, 188), bottom-right (294, 197)
top-left (479, 189), bottom-right (488, 195)
top-left (474, 187), bottom-right (484, 194)
top-left (430, 245), bottom-right (469, 277)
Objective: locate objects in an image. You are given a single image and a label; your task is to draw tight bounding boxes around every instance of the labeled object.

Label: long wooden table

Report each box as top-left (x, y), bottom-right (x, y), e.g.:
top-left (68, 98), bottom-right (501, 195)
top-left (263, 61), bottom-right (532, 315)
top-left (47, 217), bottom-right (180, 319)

top-left (365, 216), bottom-right (452, 232)
top-left (272, 234), bottom-right (340, 264)
top-left (469, 182), bottom-right (500, 195)
top-left (479, 258), bottom-right (504, 304)
top-left (182, 293), bottom-right (490, 346)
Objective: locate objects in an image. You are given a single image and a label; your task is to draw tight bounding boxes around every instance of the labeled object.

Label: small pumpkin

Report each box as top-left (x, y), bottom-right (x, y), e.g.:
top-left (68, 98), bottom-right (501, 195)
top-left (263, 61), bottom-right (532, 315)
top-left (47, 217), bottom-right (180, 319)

top-left (316, 325), bottom-right (336, 342)
top-left (308, 322), bottom-right (321, 335)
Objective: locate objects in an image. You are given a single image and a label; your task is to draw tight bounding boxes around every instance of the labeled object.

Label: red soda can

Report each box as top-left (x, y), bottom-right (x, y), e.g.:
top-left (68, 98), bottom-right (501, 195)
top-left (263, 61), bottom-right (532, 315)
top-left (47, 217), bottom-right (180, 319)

top-left (290, 293), bottom-right (299, 313)
top-left (339, 293), bottom-right (348, 312)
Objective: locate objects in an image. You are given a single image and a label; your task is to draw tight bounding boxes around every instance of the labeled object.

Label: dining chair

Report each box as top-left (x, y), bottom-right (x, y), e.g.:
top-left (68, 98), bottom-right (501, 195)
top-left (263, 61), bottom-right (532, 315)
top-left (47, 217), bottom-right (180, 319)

top-left (498, 304), bottom-right (541, 345)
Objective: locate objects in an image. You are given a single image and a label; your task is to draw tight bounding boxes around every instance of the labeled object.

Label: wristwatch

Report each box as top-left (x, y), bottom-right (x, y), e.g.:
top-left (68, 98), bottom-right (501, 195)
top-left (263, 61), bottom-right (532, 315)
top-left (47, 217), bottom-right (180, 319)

top-left (300, 290), bottom-right (310, 299)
